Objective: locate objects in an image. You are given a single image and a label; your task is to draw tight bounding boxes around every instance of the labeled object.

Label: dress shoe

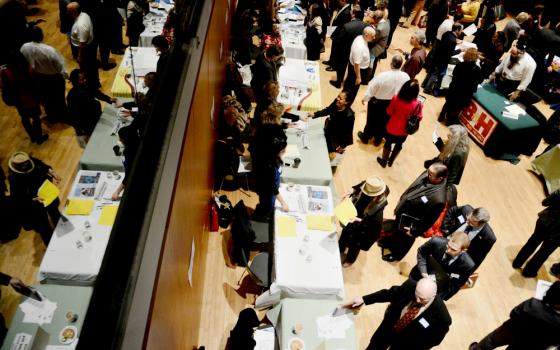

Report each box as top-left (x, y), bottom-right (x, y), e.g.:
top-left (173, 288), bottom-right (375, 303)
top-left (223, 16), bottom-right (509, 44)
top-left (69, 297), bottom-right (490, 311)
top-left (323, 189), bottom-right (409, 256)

top-left (357, 131), bottom-right (369, 144)
top-left (111, 49), bottom-right (125, 55)
top-left (102, 62), bottom-right (117, 71)
top-left (550, 263), bottom-right (560, 276)
top-left (373, 139), bottom-right (382, 147)
top-left (521, 269), bottom-right (537, 278)
top-left (329, 80), bottom-right (341, 89)
top-left (377, 157), bottom-right (387, 168)
top-left (322, 60), bottom-right (332, 65)
top-left (326, 66), bottom-right (335, 71)
top-left (469, 342), bottom-right (480, 350)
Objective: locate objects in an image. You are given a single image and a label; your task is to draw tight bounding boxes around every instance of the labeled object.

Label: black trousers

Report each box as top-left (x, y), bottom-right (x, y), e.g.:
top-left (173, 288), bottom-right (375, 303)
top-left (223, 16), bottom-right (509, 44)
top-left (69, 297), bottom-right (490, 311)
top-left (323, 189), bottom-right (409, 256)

top-left (512, 219), bottom-right (560, 276)
top-left (36, 73), bottom-right (68, 121)
top-left (15, 104), bottom-right (43, 142)
top-left (338, 226), bottom-right (361, 264)
top-left (362, 98), bottom-right (391, 142)
top-left (472, 319), bottom-right (515, 350)
top-left (73, 42), bottom-right (100, 88)
top-left (343, 62), bottom-right (369, 104)
top-left (33, 198), bottom-right (61, 245)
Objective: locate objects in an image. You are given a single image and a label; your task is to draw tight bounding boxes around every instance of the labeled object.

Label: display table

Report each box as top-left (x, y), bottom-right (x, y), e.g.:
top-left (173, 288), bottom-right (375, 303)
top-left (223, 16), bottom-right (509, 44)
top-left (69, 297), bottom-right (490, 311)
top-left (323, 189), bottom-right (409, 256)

top-left (278, 58), bottom-right (322, 112)
top-left (532, 144), bottom-right (560, 193)
top-left (110, 47), bottom-right (159, 98)
top-left (459, 84), bottom-right (541, 158)
top-left (278, 21), bottom-right (307, 60)
top-left (1, 285), bottom-right (92, 350)
top-left (273, 184), bottom-right (343, 299)
top-left (282, 117), bottom-right (333, 186)
top-left (267, 298), bottom-right (357, 350)
top-left (79, 104), bottom-right (133, 171)
top-left (38, 170), bottom-right (122, 285)
top-left (139, 9), bottom-right (168, 47)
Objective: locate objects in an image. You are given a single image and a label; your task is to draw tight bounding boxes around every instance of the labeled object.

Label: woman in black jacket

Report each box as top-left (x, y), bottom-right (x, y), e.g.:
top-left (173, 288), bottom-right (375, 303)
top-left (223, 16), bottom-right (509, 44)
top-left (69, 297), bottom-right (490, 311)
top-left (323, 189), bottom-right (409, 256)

top-left (424, 124), bottom-right (470, 185)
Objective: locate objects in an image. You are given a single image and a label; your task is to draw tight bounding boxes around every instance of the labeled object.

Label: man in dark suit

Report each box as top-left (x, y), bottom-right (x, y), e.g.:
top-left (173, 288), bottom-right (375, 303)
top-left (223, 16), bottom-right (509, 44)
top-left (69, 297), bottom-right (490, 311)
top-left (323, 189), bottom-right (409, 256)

top-left (324, 0), bottom-right (352, 67)
top-left (380, 163), bottom-right (449, 261)
top-left (346, 278), bottom-right (452, 350)
top-left (512, 188), bottom-right (560, 277)
top-left (441, 205), bottom-right (496, 271)
top-left (250, 45), bottom-right (284, 100)
top-left (469, 280), bottom-right (560, 350)
top-left (328, 7), bottom-right (367, 85)
top-left (422, 22), bottom-right (462, 94)
top-left (409, 232), bottom-right (476, 300)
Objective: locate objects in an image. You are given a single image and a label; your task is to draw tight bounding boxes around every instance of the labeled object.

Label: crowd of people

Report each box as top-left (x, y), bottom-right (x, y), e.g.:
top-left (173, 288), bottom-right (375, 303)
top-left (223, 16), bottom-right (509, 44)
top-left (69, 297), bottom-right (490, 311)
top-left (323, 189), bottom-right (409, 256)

top-left (222, 0), bottom-right (560, 349)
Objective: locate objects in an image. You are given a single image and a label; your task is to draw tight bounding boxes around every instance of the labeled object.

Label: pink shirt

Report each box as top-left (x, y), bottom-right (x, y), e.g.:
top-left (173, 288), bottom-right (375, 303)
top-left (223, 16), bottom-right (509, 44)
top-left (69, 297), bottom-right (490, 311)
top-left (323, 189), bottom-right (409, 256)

top-left (385, 95), bottom-right (423, 136)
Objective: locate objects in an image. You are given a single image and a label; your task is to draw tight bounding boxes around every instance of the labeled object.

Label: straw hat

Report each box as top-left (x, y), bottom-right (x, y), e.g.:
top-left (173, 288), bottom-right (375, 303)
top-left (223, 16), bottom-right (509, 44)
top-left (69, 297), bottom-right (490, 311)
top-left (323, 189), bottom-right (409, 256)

top-left (8, 151), bottom-right (35, 174)
top-left (361, 175), bottom-right (386, 197)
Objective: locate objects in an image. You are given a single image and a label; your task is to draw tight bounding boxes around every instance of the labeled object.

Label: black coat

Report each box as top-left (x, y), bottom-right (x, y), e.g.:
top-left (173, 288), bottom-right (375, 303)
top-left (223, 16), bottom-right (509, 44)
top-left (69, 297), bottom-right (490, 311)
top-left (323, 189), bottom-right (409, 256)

top-left (505, 298), bottom-right (560, 349)
top-left (250, 53), bottom-right (278, 94)
top-left (332, 19), bottom-right (368, 66)
top-left (332, 4), bottom-right (352, 27)
top-left (537, 188), bottom-right (560, 236)
top-left (446, 61), bottom-right (483, 109)
top-left (434, 31), bottom-right (459, 69)
top-left (410, 236), bottom-right (476, 300)
top-left (313, 101), bottom-right (355, 152)
top-left (441, 205), bottom-right (496, 270)
top-left (67, 86), bottom-right (112, 136)
top-left (363, 279), bottom-right (452, 350)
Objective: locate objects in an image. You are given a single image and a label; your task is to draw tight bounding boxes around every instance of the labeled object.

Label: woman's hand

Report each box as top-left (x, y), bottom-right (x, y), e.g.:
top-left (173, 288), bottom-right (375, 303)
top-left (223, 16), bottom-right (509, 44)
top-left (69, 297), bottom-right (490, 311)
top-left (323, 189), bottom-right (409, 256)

top-left (48, 170), bottom-right (61, 185)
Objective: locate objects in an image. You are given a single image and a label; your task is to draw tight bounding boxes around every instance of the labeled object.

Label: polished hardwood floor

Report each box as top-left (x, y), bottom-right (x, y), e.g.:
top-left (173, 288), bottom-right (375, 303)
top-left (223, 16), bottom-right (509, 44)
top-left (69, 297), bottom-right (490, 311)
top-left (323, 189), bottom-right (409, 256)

top-left (0, 0), bottom-right (122, 326)
top-left (0, 2), bottom-right (559, 349)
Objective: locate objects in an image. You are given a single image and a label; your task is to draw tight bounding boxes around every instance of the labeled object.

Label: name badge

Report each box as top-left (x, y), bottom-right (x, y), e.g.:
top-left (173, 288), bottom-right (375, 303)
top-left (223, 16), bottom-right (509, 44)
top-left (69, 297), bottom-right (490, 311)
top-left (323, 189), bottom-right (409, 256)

top-left (457, 215), bottom-right (465, 224)
top-left (418, 318), bottom-right (430, 328)
top-left (421, 196), bottom-right (428, 203)
top-left (450, 273), bottom-right (460, 279)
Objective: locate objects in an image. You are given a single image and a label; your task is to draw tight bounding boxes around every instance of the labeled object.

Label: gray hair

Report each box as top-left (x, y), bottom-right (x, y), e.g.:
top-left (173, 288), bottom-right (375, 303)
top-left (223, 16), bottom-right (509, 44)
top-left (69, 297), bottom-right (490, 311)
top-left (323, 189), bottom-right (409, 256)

top-left (390, 55), bottom-right (404, 69)
top-left (471, 207), bottom-right (490, 224)
top-left (439, 125), bottom-right (470, 162)
top-left (363, 26), bottom-right (376, 37)
top-left (413, 30), bottom-right (426, 44)
top-left (516, 12), bottom-right (529, 24)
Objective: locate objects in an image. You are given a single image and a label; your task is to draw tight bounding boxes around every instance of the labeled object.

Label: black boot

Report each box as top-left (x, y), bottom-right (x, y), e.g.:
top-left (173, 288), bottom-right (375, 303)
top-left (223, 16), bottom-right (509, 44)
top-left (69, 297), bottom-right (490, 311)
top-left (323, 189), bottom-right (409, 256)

top-left (387, 147), bottom-right (401, 167)
top-left (377, 147), bottom-right (391, 168)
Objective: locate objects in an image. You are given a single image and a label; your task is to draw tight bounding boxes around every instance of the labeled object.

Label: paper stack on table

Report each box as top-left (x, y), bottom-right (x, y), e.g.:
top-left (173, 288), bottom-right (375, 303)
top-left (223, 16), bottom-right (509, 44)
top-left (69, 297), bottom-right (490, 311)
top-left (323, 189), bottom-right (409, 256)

top-left (316, 312), bottom-right (353, 339)
top-left (502, 104), bottom-right (525, 120)
top-left (19, 297), bottom-right (58, 325)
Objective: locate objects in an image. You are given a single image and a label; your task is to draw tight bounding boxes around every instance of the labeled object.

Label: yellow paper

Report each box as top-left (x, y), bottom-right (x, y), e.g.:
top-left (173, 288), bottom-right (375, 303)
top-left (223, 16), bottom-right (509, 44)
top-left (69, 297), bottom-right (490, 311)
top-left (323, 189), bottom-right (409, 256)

top-left (306, 214), bottom-right (333, 231)
top-left (98, 205), bottom-right (119, 226)
top-left (334, 198), bottom-right (358, 226)
top-left (37, 180), bottom-right (60, 207)
top-left (66, 199), bottom-right (95, 215)
top-left (276, 216), bottom-right (297, 237)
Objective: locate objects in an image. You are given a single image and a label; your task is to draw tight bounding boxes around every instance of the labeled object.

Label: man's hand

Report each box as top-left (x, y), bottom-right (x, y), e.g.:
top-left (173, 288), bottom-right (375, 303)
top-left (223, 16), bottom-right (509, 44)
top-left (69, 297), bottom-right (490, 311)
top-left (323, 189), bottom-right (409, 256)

top-left (356, 76), bottom-right (361, 86)
top-left (33, 196), bottom-right (45, 204)
top-left (509, 90), bottom-right (521, 101)
top-left (9, 278), bottom-right (28, 293)
top-left (488, 73), bottom-right (496, 83)
top-left (281, 202), bottom-right (290, 212)
top-left (305, 112), bottom-right (313, 121)
top-left (345, 296), bottom-right (365, 309)
top-left (48, 169), bottom-right (62, 185)
top-left (348, 217), bottom-right (362, 223)
top-left (111, 192), bottom-right (120, 201)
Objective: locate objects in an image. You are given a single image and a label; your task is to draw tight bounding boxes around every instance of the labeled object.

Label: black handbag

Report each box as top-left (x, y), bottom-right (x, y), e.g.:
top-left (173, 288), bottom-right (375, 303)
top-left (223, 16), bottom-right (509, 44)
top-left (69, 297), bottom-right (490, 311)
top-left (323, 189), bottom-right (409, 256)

top-left (405, 103), bottom-right (422, 135)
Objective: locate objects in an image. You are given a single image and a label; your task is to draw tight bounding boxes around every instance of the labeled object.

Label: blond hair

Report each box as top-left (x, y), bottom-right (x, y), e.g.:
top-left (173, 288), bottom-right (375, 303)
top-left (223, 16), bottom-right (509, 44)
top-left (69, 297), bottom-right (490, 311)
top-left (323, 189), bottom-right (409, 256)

top-left (260, 101), bottom-right (284, 125)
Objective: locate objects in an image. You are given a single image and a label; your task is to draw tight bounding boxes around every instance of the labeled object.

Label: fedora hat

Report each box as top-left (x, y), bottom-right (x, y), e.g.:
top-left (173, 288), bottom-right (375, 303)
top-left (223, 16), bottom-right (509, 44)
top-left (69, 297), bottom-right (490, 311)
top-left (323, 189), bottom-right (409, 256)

top-left (361, 175), bottom-right (386, 197)
top-left (8, 151), bottom-right (35, 174)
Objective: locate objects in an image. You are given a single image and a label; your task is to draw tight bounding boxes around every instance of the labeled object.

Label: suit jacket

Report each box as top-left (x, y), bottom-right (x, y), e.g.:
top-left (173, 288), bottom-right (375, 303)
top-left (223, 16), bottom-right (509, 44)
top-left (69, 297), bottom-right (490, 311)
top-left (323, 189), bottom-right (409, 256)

top-left (363, 279), bottom-right (452, 350)
top-left (410, 236), bottom-right (476, 300)
top-left (441, 205), bottom-right (496, 270)
top-left (507, 298), bottom-right (560, 349)
top-left (313, 101), bottom-right (355, 150)
top-left (433, 31), bottom-right (459, 69)
top-left (538, 188), bottom-right (560, 235)
top-left (332, 4), bottom-right (352, 28)
top-left (370, 19), bottom-right (390, 57)
top-left (332, 19), bottom-right (367, 66)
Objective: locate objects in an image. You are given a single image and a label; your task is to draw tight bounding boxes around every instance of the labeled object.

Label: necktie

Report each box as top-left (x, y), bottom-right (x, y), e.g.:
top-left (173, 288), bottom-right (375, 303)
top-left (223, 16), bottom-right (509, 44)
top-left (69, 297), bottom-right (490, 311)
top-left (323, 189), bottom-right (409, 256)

top-left (393, 303), bottom-right (422, 333)
top-left (441, 254), bottom-right (450, 265)
top-left (464, 225), bottom-right (473, 233)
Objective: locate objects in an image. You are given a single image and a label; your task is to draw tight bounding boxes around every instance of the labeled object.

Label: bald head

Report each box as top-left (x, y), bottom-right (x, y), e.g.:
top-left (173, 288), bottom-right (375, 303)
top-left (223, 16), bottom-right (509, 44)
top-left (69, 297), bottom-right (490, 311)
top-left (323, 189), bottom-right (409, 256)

top-left (67, 2), bottom-right (80, 18)
top-left (415, 278), bottom-right (437, 305)
top-left (363, 26), bottom-right (376, 42)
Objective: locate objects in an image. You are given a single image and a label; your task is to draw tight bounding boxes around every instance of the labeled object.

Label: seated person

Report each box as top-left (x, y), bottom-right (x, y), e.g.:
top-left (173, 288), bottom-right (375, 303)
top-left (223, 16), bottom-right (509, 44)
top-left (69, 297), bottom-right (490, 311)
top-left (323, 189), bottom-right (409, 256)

top-left (67, 68), bottom-right (116, 147)
top-left (112, 126), bottom-right (140, 201)
top-left (1, 272), bottom-right (30, 342)
top-left (120, 71), bottom-right (158, 135)
top-left (409, 231), bottom-right (476, 300)
top-left (226, 308), bottom-right (261, 350)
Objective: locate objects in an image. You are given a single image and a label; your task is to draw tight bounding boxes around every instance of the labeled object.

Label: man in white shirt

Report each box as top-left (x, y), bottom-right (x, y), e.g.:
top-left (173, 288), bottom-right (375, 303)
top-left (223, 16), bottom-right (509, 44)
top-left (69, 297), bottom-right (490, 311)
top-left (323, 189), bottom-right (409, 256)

top-left (337, 26), bottom-right (376, 103)
top-left (490, 41), bottom-right (537, 102)
top-left (20, 26), bottom-right (68, 123)
top-left (358, 55), bottom-right (410, 145)
top-left (67, 2), bottom-right (99, 87)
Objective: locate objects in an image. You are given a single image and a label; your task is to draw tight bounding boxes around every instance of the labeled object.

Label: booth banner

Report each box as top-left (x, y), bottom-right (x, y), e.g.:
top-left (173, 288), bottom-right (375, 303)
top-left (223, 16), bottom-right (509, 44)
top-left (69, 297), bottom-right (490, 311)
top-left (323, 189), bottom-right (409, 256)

top-left (459, 99), bottom-right (498, 146)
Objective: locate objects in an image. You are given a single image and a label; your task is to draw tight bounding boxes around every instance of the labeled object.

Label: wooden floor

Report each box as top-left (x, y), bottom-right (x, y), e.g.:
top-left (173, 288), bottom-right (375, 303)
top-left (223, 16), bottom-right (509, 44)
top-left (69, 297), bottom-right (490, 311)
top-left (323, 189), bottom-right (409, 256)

top-left (198, 16), bottom-right (560, 350)
top-left (0, 0), bottom-right (122, 326)
top-left (1, 2), bottom-right (559, 349)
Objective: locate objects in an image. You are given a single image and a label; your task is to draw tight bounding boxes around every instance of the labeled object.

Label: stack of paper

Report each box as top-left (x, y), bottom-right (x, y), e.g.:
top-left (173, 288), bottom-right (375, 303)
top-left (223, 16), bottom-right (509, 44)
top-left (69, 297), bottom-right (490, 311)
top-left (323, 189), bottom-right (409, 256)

top-left (334, 198), bottom-right (357, 226)
top-left (307, 214), bottom-right (333, 231)
top-left (66, 199), bottom-right (95, 215)
top-left (37, 180), bottom-right (60, 207)
top-left (19, 297), bottom-right (57, 325)
top-left (316, 312), bottom-right (353, 339)
top-left (502, 104), bottom-right (525, 120)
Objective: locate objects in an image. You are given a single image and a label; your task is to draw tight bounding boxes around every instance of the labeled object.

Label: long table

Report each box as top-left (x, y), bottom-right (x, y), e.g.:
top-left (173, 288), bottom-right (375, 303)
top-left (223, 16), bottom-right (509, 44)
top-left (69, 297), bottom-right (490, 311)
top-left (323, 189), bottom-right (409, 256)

top-left (79, 104), bottom-right (132, 171)
top-left (459, 84), bottom-right (541, 158)
top-left (278, 58), bottom-right (322, 112)
top-left (139, 8), bottom-right (169, 47)
top-left (267, 298), bottom-right (357, 350)
top-left (110, 47), bottom-right (159, 98)
top-left (278, 21), bottom-right (307, 60)
top-left (282, 117), bottom-right (333, 186)
top-left (1, 284), bottom-right (92, 350)
top-left (38, 170), bottom-right (122, 285)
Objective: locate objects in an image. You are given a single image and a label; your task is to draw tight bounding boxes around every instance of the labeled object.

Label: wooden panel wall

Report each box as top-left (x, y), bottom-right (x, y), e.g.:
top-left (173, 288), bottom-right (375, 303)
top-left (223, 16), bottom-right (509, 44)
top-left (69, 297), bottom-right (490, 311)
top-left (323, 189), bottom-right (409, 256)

top-left (144, 0), bottom-right (232, 348)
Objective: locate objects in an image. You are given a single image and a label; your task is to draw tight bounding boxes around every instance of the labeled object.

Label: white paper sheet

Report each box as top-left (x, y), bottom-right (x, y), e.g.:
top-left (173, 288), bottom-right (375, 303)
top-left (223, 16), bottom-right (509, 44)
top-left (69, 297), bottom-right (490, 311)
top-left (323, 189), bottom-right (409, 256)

top-left (463, 24), bottom-right (477, 36)
top-left (316, 313), bottom-right (353, 339)
top-left (535, 279), bottom-right (553, 300)
top-left (18, 297), bottom-right (57, 325)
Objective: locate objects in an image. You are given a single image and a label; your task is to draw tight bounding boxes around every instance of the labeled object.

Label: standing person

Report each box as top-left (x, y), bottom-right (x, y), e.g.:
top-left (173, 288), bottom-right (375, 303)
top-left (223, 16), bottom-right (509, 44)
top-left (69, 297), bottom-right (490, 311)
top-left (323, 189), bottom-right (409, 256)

top-left (0, 51), bottom-right (48, 144)
top-left (305, 3), bottom-right (323, 61)
top-left (425, 0), bottom-right (448, 46)
top-left (126, 0), bottom-right (148, 47)
top-left (381, 163), bottom-right (449, 261)
top-left (0, 272), bottom-right (30, 341)
top-left (308, 90), bottom-right (355, 157)
top-left (479, 31), bottom-right (506, 78)
top-left (345, 278), bottom-right (452, 350)
top-left (95, 0), bottom-right (122, 70)
top-left (250, 45), bottom-right (284, 100)
top-left (459, 0), bottom-right (481, 25)
top-left (424, 125), bottom-right (470, 185)
top-left (512, 188), bottom-right (560, 278)
top-left (358, 55), bottom-right (409, 145)
top-left (339, 26), bottom-right (376, 102)
top-left (20, 26), bottom-right (68, 124)
top-left (469, 281), bottom-right (560, 350)
top-left (409, 232), bottom-right (475, 300)
top-left (401, 0), bottom-right (426, 28)
top-left (398, 30), bottom-right (427, 79)
top-left (423, 22), bottom-right (462, 95)
top-left (111, 125), bottom-right (140, 200)
top-left (367, 10), bottom-right (391, 79)
top-left (66, 69), bottom-right (116, 147)
top-left (386, 0), bottom-right (404, 47)
top-left (441, 205), bottom-right (495, 271)
top-left (472, 10), bottom-right (496, 56)
top-left (438, 48), bottom-right (482, 125)
top-left (8, 151), bottom-right (61, 245)
top-left (377, 79), bottom-right (422, 167)
top-left (67, 2), bottom-right (99, 88)
top-left (338, 175), bottom-right (389, 266)
top-left (503, 12), bottom-right (529, 51)
top-left (152, 35), bottom-right (171, 76)
top-left (323, 0), bottom-right (352, 68)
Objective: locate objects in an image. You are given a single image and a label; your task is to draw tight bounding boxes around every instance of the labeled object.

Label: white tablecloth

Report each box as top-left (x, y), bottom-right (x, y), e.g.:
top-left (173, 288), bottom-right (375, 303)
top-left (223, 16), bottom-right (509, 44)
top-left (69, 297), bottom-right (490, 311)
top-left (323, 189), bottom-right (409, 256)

top-left (110, 47), bottom-right (159, 98)
top-left (278, 21), bottom-right (307, 60)
top-left (139, 9), bottom-right (168, 47)
top-left (38, 170), bottom-right (123, 285)
top-left (278, 58), bottom-right (322, 112)
top-left (273, 184), bottom-right (344, 299)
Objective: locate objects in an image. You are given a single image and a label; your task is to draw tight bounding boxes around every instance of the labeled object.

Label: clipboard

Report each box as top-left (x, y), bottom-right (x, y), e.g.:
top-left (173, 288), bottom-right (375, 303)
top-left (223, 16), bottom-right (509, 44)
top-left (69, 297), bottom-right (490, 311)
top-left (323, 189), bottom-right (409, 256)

top-left (398, 213), bottom-right (420, 231)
